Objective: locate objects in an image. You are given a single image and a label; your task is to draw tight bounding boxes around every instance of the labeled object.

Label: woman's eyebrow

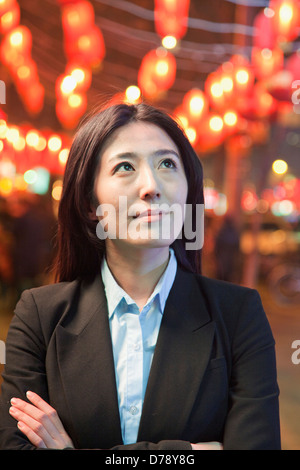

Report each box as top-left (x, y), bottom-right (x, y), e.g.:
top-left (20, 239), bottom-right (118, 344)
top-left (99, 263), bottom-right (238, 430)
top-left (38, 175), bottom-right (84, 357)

top-left (152, 149), bottom-right (181, 159)
top-left (108, 149), bottom-right (180, 163)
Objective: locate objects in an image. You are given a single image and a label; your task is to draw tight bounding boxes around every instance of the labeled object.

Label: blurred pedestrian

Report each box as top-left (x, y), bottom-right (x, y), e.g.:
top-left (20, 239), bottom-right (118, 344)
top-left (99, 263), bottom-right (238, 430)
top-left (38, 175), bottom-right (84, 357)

top-left (214, 215), bottom-right (240, 282)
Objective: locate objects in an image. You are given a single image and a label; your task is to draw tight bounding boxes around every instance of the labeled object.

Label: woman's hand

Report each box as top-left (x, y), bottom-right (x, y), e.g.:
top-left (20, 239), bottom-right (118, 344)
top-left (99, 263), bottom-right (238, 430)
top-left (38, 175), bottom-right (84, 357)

top-left (9, 391), bottom-right (74, 449)
top-left (191, 442), bottom-right (223, 450)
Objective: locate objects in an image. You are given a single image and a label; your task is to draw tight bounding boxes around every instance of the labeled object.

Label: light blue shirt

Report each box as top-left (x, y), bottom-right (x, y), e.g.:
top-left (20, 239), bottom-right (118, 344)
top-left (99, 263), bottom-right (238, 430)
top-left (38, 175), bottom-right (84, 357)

top-left (101, 249), bottom-right (177, 445)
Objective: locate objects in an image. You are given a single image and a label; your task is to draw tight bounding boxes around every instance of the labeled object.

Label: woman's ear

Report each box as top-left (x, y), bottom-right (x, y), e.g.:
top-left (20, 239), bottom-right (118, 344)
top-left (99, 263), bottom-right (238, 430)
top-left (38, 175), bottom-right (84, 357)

top-left (88, 194), bottom-right (99, 221)
top-left (88, 206), bottom-right (98, 221)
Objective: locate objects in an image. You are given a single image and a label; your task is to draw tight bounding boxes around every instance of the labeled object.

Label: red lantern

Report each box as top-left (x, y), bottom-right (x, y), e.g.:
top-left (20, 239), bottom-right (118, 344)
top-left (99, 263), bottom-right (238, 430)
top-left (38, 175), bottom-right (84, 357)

top-left (64, 63), bottom-right (92, 92)
top-left (266, 70), bottom-right (294, 101)
top-left (56, 92), bottom-right (87, 129)
top-left (0, 1), bottom-right (20, 35)
top-left (270, 0), bottom-right (300, 42)
top-left (21, 82), bottom-right (44, 115)
top-left (205, 71), bottom-right (225, 110)
top-left (196, 113), bottom-right (225, 153)
top-left (251, 47), bottom-right (283, 79)
top-left (61, 1), bottom-right (94, 39)
top-left (222, 110), bottom-right (240, 135)
top-left (154, 0), bottom-right (190, 39)
top-left (57, 0), bottom-right (81, 4)
top-left (236, 82), bottom-right (278, 120)
top-left (253, 10), bottom-right (277, 50)
top-left (138, 48), bottom-right (176, 98)
top-left (3, 25), bottom-right (32, 57)
top-left (286, 51), bottom-right (300, 80)
top-left (64, 26), bottom-right (105, 67)
top-left (182, 88), bottom-right (208, 125)
top-left (0, 0), bottom-right (15, 16)
top-left (230, 55), bottom-right (255, 96)
top-left (14, 58), bottom-right (38, 90)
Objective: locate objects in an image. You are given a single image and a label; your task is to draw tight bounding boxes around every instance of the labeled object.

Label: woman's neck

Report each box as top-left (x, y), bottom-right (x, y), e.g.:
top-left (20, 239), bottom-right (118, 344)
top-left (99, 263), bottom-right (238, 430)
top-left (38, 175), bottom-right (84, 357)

top-left (104, 242), bottom-right (170, 310)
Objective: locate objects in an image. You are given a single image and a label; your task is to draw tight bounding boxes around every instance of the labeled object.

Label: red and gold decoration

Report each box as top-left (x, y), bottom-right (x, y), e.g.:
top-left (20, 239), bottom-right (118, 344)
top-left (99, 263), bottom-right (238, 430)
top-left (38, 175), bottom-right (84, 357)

top-left (154, 0), bottom-right (190, 40)
top-left (0, 0), bottom-right (44, 115)
top-left (56, 0), bottom-right (105, 129)
top-left (138, 48), bottom-right (176, 100)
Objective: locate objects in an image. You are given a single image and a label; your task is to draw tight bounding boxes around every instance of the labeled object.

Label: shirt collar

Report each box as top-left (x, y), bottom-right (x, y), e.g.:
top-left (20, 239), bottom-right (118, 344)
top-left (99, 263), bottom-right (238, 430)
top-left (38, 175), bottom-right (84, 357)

top-left (101, 248), bottom-right (177, 318)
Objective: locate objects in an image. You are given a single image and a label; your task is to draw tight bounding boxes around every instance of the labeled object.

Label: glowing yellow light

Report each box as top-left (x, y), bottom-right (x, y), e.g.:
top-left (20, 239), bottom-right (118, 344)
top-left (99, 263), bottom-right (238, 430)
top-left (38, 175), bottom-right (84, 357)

top-left (78, 35), bottom-right (91, 51)
top-left (0, 177), bottom-right (13, 195)
top-left (52, 183), bottom-right (63, 201)
top-left (48, 135), bottom-right (62, 152)
top-left (278, 199), bottom-right (294, 216)
top-left (272, 159), bottom-right (288, 175)
top-left (67, 11), bottom-right (80, 27)
top-left (0, 120), bottom-right (7, 139)
top-left (210, 82), bottom-right (223, 98)
top-left (186, 127), bottom-right (197, 144)
top-left (162, 35), bottom-right (177, 49)
top-left (36, 136), bottom-right (47, 152)
top-left (13, 136), bottom-right (26, 151)
top-left (125, 85), bottom-right (141, 103)
top-left (14, 174), bottom-right (27, 191)
top-left (6, 127), bottom-right (19, 144)
top-left (279, 3), bottom-right (293, 24)
top-left (70, 68), bottom-right (85, 84)
top-left (58, 148), bottom-right (69, 165)
top-left (1, 11), bottom-right (13, 28)
top-left (68, 94), bottom-right (82, 108)
top-left (10, 31), bottom-right (23, 47)
top-left (60, 75), bottom-right (77, 95)
top-left (155, 60), bottom-right (168, 76)
top-left (224, 111), bottom-right (238, 127)
top-left (17, 65), bottom-right (30, 80)
top-left (26, 131), bottom-right (40, 148)
top-left (209, 116), bottom-right (223, 132)
top-left (236, 69), bottom-right (249, 85)
top-left (176, 114), bottom-right (189, 129)
top-left (24, 169), bottom-right (37, 185)
top-left (221, 76), bottom-right (234, 92)
top-left (189, 96), bottom-right (204, 116)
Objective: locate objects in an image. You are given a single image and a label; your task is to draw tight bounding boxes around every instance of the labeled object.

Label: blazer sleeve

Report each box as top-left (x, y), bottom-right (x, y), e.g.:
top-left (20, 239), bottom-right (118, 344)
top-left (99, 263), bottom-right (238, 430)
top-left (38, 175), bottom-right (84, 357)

top-left (222, 288), bottom-right (281, 450)
top-left (0, 289), bottom-right (49, 449)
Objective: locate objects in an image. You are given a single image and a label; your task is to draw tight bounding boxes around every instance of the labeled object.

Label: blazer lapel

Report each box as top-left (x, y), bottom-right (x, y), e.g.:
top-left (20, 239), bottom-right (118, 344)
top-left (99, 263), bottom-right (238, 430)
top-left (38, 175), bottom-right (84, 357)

top-left (55, 275), bottom-right (122, 449)
top-left (137, 267), bottom-right (215, 443)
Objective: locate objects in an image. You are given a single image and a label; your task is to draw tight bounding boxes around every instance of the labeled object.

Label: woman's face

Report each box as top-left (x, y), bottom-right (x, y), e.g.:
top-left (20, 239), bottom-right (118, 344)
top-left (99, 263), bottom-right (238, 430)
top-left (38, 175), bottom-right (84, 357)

top-left (93, 121), bottom-right (188, 250)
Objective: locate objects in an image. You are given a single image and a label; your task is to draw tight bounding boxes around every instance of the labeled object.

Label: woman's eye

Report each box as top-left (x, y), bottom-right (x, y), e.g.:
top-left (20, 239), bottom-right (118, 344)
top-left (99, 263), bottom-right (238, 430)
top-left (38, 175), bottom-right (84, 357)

top-left (114, 162), bottom-right (134, 173)
top-left (160, 158), bottom-right (177, 169)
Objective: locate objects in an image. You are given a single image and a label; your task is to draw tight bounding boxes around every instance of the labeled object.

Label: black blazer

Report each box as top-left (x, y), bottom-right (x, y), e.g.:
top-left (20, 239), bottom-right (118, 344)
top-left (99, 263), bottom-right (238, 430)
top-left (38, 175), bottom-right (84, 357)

top-left (0, 266), bottom-right (281, 450)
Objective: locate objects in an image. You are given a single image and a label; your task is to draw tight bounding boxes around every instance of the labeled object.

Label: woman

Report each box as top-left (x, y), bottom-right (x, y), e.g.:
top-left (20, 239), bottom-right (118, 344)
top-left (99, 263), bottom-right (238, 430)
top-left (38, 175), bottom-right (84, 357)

top-left (0, 103), bottom-right (280, 450)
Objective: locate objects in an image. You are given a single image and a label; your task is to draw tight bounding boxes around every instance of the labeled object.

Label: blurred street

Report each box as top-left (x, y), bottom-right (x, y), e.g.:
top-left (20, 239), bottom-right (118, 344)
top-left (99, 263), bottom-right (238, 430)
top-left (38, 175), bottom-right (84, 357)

top-left (259, 285), bottom-right (300, 450)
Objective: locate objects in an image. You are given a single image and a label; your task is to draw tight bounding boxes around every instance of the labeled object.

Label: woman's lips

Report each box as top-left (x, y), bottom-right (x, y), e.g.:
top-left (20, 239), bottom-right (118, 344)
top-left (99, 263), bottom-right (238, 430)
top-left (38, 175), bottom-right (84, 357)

top-left (133, 209), bottom-right (167, 221)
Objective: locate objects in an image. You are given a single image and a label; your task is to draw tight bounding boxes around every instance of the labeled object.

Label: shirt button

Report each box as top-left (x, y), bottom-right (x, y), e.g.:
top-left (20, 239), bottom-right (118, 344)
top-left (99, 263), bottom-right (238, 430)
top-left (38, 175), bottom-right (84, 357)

top-left (129, 405), bottom-right (138, 415)
top-left (133, 343), bottom-right (140, 351)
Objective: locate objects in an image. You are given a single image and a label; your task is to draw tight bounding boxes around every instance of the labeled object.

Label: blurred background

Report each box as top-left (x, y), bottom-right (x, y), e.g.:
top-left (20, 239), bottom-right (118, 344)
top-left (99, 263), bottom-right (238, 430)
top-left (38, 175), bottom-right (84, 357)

top-left (0, 0), bottom-right (299, 449)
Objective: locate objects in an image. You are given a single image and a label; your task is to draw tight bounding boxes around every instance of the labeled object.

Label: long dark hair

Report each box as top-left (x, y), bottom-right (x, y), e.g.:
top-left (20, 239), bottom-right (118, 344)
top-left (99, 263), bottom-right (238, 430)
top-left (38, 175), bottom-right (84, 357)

top-left (53, 103), bottom-right (204, 282)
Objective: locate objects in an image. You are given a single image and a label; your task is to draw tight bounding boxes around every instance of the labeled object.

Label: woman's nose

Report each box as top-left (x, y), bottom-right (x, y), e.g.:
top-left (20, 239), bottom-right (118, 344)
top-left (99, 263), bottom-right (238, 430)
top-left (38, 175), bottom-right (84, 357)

top-left (138, 167), bottom-right (161, 200)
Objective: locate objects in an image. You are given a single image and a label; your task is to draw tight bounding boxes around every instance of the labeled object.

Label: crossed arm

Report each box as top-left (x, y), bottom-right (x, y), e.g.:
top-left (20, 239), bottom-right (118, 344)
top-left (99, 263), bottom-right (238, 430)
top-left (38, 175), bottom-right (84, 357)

top-left (8, 391), bottom-right (222, 450)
